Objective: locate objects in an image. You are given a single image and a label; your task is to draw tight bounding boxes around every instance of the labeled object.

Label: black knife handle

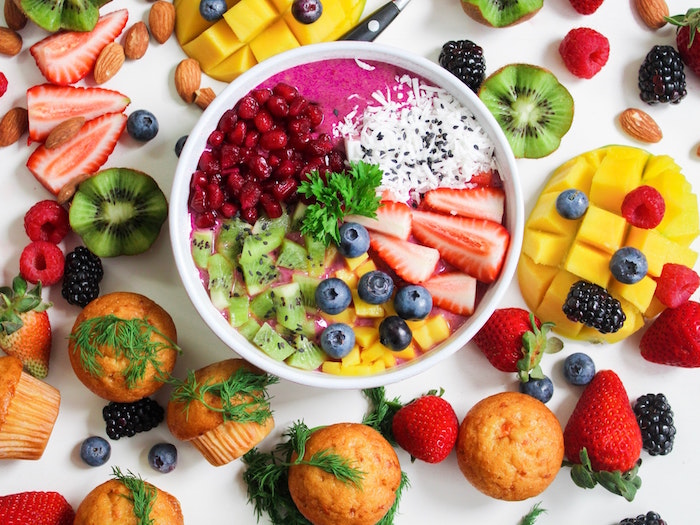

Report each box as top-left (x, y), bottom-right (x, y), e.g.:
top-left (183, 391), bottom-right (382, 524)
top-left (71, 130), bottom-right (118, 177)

top-left (339, 2), bottom-right (401, 42)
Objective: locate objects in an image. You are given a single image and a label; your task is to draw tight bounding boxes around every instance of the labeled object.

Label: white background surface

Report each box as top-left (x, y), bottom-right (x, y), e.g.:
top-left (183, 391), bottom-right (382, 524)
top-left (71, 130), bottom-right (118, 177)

top-left (2, 0), bottom-right (700, 523)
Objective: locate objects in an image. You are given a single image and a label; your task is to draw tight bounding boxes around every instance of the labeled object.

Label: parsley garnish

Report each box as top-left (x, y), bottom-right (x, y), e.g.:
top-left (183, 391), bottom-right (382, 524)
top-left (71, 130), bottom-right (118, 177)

top-left (111, 466), bottom-right (156, 525)
top-left (298, 160), bottom-right (383, 246)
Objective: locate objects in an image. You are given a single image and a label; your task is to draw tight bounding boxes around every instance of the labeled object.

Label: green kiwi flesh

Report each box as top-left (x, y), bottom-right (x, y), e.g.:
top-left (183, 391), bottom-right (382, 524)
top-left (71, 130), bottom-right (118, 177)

top-left (461, 0), bottom-right (543, 28)
top-left (478, 63), bottom-right (574, 159)
top-left (69, 167), bottom-right (168, 257)
top-left (18, 0), bottom-right (108, 32)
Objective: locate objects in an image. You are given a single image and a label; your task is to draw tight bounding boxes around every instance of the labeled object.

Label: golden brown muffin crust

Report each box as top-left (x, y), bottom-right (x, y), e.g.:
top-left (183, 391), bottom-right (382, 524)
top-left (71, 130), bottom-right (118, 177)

top-left (0, 356), bottom-right (22, 429)
top-left (73, 479), bottom-right (184, 525)
top-left (288, 423), bottom-right (401, 525)
top-left (68, 292), bottom-right (178, 402)
top-left (456, 391), bottom-right (564, 501)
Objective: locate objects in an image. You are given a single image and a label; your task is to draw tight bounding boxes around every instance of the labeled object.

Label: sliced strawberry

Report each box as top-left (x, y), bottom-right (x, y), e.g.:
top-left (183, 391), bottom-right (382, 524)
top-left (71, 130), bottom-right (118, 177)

top-left (346, 201), bottom-right (413, 240)
top-left (411, 210), bottom-right (510, 283)
top-left (423, 186), bottom-right (505, 223)
top-left (27, 112), bottom-right (127, 195)
top-left (369, 231), bottom-right (439, 284)
top-left (423, 272), bottom-right (476, 316)
top-left (468, 170), bottom-right (501, 187)
top-left (27, 84), bottom-right (130, 143)
top-left (29, 9), bottom-right (129, 86)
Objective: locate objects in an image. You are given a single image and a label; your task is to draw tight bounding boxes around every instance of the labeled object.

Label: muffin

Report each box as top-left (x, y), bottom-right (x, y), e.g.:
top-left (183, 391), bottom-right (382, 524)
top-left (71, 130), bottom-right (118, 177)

top-left (68, 292), bottom-right (179, 402)
top-left (166, 358), bottom-right (276, 466)
top-left (74, 468), bottom-right (183, 524)
top-left (456, 391), bottom-right (564, 501)
top-left (288, 423), bottom-right (402, 525)
top-left (0, 355), bottom-right (60, 460)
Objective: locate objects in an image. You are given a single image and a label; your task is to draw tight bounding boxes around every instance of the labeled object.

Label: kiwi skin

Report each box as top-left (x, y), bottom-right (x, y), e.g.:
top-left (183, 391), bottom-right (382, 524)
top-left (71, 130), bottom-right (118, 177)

top-left (460, 0), bottom-right (543, 28)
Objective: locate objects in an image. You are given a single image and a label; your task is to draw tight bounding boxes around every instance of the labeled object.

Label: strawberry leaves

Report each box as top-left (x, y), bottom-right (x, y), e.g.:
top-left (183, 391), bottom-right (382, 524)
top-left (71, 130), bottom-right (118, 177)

top-left (565, 448), bottom-right (642, 502)
top-left (666, 8), bottom-right (700, 48)
top-left (517, 313), bottom-right (563, 383)
top-left (0, 276), bottom-right (50, 336)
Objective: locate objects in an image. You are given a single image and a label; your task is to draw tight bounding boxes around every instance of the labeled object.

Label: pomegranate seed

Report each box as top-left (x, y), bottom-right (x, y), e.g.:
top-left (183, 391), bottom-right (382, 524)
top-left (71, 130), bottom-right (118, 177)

top-left (260, 193), bottom-right (283, 218)
top-left (305, 133), bottom-right (333, 157)
top-left (288, 95), bottom-right (309, 117)
top-left (195, 212), bottom-right (217, 229)
top-left (251, 87), bottom-right (272, 105)
top-left (240, 205), bottom-right (258, 225)
top-left (290, 131), bottom-right (311, 151)
top-left (189, 187), bottom-right (208, 213)
top-left (248, 155), bottom-right (272, 179)
top-left (198, 150), bottom-right (220, 175)
top-left (217, 109), bottom-right (238, 133)
top-left (288, 117), bottom-right (311, 135)
top-left (239, 147), bottom-right (252, 164)
top-left (220, 144), bottom-right (241, 169)
top-left (260, 129), bottom-right (288, 151)
top-left (226, 169), bottom-right (245, 194)
top-left (191, 170), bottom-right (208, 189)
top-left (208, 130), bottom-right (225, 148)
top-left (244, 130), bottom-right (260, 148)
top-left (207, 182), bottom-right (225, 211)
top-left (254, 109), bottom-right (274, 133)
top-left (273, 82), bottom-right (298, 102)
top-left (220, 202), bottom-right (238, 219)
top-left (266, 94), bottom-right (289, 118)
top-left (271, 178), bottom-right (298, 201)
top-left (237, 95), bottom-right (259, 119)
top-left (328, 150), bottom-right (346, 172)
top-left (274, 158), bottom-right (298, 179)
top-left (227, 120), bottom-right (247, 146)
top-left (305, 103), bottom-right (324, 128)
top-left (239, 181), bottom-right (262, 209)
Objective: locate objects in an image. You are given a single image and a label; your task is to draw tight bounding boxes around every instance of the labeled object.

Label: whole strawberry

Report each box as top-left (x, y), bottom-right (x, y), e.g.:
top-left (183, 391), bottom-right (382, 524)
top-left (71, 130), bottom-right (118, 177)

top-left (0, 276), bottom-right (52, 378)
top-left (472, 307), bottom-right (562, 380)
top-left (640, 300), bottom-right (700, 367)
top-left (667, 8), bottom-right (700, 76)
top-left (391, 394), bottom-right (459, 463)
top-left (563, 370), bottom-right (642, 501)
top-left (0, 491), bottom-right (74, 525)
top-left (568, 0), bottom-right (604, 15)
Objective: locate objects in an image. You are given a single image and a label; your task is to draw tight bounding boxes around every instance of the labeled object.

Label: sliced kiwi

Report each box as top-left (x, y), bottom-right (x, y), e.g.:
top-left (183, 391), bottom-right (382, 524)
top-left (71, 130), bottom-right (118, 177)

top-left (250, 288), bottom-right (277, 321)
top-left (192, 229), bottom-right (214, 269)
top-left (286, 334), bottom-right (327, 370)
top-left (18, 0), bottom-right (103, 32)
top-left (237, 318), bottom-right (261, 342)
top-left (215, 217), bottom-right (251, 264)
top-left (291, 273), bottom-right (321, 310)
top-left (478, 63), bottom-right (574, 159)
top-left (272, 282), bottom-right (307, 332)
top-left (60, 0), bottom-right (98, 31)
top-left (69, 168), bottom-right (168, 257)
top-left (460, 0), bottom-right (543, 28)
top-left (252, 322), bottom-right (296, 361)
top-left (227, 295), bottom-right (249, 327)
top-left (207, 253), bottom-right (235, 310)
top-left (276, 238), bottom-right (308, 270)
top-left (304, 235), bottom-right (326, 277)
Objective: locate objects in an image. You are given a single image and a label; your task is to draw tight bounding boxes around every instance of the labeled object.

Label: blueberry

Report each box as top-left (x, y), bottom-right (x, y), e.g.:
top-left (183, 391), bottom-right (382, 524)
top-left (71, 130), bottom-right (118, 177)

top-left (320, 323), bottom-right (355, 358)
top-left (519, 376), bottom-right (554, 403)
top-left (357, 270), bottom-right (394, 304)
top-left (378, 316), bottom-right (412, 351)
top-left (609, 246), bottom-right (648, 284)
top-left (394, 285), bottom-right (432, 320)
top-left (563, 352), bottom-right (595, 385)
top-left (174, 135), bottom-right (188, 157)
top-left (148, 442), bottom-right (178, 473)
top-left (127, 109), bottom-right (159, 142)
top-left (337, 222), bottom-right (370, 258)
top-left (79, 436), bottom-right (111, 467)
top-left (315, 278), bottom-right (352, 314)
top-left (555, 189), bottom-right (589, 219)
top-left (291, 0), bottom-right (323, 24)
top-left (199, 0), bottom-right (227, 21)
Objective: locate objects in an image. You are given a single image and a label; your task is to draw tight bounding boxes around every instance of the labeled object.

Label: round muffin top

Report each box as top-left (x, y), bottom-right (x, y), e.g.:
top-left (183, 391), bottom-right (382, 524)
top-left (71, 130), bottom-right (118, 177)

top-left (0, 356), bottom-right (22, 428)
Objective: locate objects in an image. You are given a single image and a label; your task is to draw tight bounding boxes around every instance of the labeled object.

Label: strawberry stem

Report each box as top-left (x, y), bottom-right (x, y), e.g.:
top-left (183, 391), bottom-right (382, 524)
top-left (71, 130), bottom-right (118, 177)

top-left (564, 448), bottom-right (642, 501)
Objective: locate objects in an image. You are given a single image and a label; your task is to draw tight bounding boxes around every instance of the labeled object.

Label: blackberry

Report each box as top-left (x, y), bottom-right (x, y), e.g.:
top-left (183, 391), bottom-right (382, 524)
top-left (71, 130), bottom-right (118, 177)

top-left (619, 511), bottom-right (667, 525)
top-left (61, 246), bottom-right (104, 307)
top-left (438, 40), bottom-right (486, 93)
top-left (562, 280), bottom-right (626, 334)
top-left (102, 397), bottom-right (164, 440)
top-left (634, 393), bottom-right (676, 456)
top-left (638, 45), bottom-right (687, 104)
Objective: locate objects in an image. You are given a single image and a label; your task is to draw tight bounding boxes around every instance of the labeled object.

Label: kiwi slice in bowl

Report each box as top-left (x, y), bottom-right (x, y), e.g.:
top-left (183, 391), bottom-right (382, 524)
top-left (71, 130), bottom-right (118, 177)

top-left (69, 168), bottom-right (168, 257)
top-left (460, 0), bottom-right (543, 27)
top-left (478, 63), bottom-right (574, 159)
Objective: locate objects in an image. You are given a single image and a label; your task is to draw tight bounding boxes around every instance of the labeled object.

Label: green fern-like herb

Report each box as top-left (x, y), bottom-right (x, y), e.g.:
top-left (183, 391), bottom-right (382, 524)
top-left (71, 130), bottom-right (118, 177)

top-left (111, 466), bottom-right (156, 525)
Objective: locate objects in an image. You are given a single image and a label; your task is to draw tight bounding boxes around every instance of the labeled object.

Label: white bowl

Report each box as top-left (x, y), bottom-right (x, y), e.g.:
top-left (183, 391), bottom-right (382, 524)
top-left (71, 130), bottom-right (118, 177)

top-left (170, 41), bottom-right (523, 389)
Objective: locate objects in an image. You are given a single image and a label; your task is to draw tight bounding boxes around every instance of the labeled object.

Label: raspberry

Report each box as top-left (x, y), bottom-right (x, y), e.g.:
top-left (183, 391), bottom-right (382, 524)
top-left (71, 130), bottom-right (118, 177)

top-left (654, 263), bottom-right (700, 308)
top-left (0, 72), bottom-right (7, 98)
top-left (559, 28), bottom-right (610, 79)
top-left (23, 200), bottom-right (70, 244)
top-left (621, 185), bottom-right (665, 228)
top-left (19, 241), bottom-right (65, 286)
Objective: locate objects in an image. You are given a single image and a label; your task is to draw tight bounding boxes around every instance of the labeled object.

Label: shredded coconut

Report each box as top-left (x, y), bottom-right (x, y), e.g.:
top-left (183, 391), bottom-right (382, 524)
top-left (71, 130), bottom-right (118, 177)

top-left (334, 74), bottom-right (497, 203)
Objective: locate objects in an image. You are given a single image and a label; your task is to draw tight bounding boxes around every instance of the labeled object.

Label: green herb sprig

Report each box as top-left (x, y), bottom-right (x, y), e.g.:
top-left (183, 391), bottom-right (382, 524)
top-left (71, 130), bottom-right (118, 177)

top-left (520, 502), bottom-right (546, 525)
top-left (69, 315), bottom-right (181, 388)
top-left (298, 160), bottom-right (383, 246)
top-left (111, 466), bottom-right (156, 525)
top-left (168, 367), bottom-right (278, 423)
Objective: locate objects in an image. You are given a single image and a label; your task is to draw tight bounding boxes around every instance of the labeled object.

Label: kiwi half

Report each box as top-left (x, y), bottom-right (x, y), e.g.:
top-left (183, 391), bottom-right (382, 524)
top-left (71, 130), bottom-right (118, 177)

top-left (478, 63), bottom-right (574, 159)
top-left (461, 0), bottom-right (543, 28)
top-left (16, 0), bottom-right (109, 32)
top-left (69, 167), bottom-right (168, 257)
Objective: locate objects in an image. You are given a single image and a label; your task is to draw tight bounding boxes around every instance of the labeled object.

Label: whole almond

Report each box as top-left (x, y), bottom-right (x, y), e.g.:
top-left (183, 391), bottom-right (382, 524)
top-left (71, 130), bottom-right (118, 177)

top-left (149, 1), bottom-right (176, 44)
top-left (619, 108), bottom-right (663, 143)
top-left (175, 58), bottom-right (202, 103)
top-left (0, 26), bottom-right (22, 56)
top-left (45, 117), bottom-right (85, 149)
top-left (93, 42), bottom-right (125, 84)
top-left (634, 0), bottom-right (669, 29)
top-left (123, 21), bottom-right (149, 60)
top-left (194, 87), bottom-right (216, 110)
top-left (4, 0), bottom-right (27, 31)
top-left (0, 107), bottom-right (28, 146)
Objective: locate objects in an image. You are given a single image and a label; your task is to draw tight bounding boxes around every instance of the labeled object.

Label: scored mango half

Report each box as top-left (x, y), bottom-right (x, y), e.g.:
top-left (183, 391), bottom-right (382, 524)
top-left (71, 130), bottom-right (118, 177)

top-left (175, 0), bottom-right (367, 82)
top-left (518, 145), bottom-right (699, 343)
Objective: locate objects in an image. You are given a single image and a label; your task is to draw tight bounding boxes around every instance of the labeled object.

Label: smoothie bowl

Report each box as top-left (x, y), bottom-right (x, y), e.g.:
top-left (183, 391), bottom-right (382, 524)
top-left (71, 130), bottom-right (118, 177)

top-left (170, 42), bottom-right (523, 389)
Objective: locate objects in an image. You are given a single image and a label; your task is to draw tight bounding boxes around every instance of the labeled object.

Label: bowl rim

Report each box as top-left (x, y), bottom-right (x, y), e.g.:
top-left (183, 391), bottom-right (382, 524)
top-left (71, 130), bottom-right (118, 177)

top-left (170, 41), bottom-right (524, 389)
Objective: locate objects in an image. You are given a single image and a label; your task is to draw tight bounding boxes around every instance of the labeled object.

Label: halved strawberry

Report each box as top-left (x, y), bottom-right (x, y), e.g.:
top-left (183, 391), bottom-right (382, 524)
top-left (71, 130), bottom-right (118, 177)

top-left (27, 84), bottom-right (130, 143)
top-left (346, 201), bottom-right (413, 240)
top-left (468, 170), bottom-right (501, 187)
top-left (423, 272), bottom-right (476, 316)
top-left (423, 187), bottom-right (505, 223)
top-left (27, 112), bottom-right (127, 195)
top-left (369, 231), bottom-right (439, 283)
top-left (29, 9), bottom-right (129, 86)
top-left (411, 210), bottom-right (509, 283)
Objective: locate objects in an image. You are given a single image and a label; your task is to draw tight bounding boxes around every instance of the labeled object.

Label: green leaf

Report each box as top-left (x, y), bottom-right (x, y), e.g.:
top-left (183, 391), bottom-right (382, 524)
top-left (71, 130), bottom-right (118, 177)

top-left (565, 448), bottom-right (642, 501)
top-left (520, 502), bottom-right (547, 525)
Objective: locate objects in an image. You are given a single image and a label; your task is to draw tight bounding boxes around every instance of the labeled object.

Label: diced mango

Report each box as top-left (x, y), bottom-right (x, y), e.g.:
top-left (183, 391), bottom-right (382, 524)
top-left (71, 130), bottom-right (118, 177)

top-left (207, 46), bottom-right (257, 83)
top-left (665, 242), bottom-right (698, 270)
top-left (183, 19), bottom-right (243, 73)
top-left (175, 0), bottom-right (238, 45)
top-left (517, 254), bottom-right (559, 311)
top-left (223, 0), bottom-right (277, 41)
top-left (355, 258), bottom-right (377, 277)
top-left (392, 344), bottom-right (417, 361)
top-left (354, 326), bottom-right (378, 347)
top-left (522, 229), bottom-right (574, 267)
top-left (341, 345), bottom-right (361, 367)
top-left (267, 0), bottom-right (292, 12)
top-left (578, 296), bottom-right (644, 344)
top-left (624, 227), bottom-right (671, 277)
top-left (334, 268), bottom-right (359, 289)
top-left (589, 146), bottom-right (648, 213)
top-left (345, 253), bottom-right (368, 271)
top-left (352, 291), bottom-right (384, 318)
top-left (563, 242), bottom-right (611, 288)
top-left (249, 18), bottom-right (300, 63)
top-left (321, 361), bottom-right (342, 375)
top-left (534, 271), bottom-right (584, 339)
top-left (542, 154), bottom-right (595, 196)
top-left (576, 205), bottom-right (627, 253)
top-left (412, 315), bottom-right (450, 351)
top-left (323, 308), bottom-right (357, 325)
top-left (527, 192), bottom-right (581, 235)
top-left (608, 275), bottom-right (657, 314)
top-left (283, 0), bottom-right (345, 45)
top-left (642, 154), bottom-right (681, 181)
top-left (361, 341), bottom-right (388, 364)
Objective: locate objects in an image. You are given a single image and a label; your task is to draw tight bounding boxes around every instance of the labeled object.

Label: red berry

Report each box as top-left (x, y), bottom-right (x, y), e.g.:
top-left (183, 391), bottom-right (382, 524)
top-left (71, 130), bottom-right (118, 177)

top-left (19, 241), bottom-right (65, 285)
top-left (559, 27), bottom-right (610, 79)
top-left (253, 108), bottom-right (274, 133)
top-left (260, 129), bottom-right (288, 151)
top-left (250, 87), bottom-right (272, 105)
top-left (23, 200), bottom-right (70, 244)
top-left (266, 94), bottom-right (289, 118)
top-left (272, 82), bottom-right (298, 102)
top-left (217, 108), bottom-right (238, 133)
top-left (568, 0), bottom-right (604, 15)
top-left (654, 263), bottom-right (700, 308)
top-left (0, 72), bottom-right (7, 98)
top-left (260, 193), bottom-right (283, 218)
top-left (239, 181), bottom-right (262, 209)
top-left (621, 185), bottom-right (665, 228)
top-left (237, 94), bottom-right (259, 119)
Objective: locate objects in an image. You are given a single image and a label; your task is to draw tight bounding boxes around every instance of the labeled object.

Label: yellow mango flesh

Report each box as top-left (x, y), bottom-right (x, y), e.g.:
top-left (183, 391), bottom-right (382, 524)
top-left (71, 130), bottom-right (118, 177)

top-left (175, 0), bottom-right (367, 82)
top-left (519, 145), bottom-right (699, 343)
